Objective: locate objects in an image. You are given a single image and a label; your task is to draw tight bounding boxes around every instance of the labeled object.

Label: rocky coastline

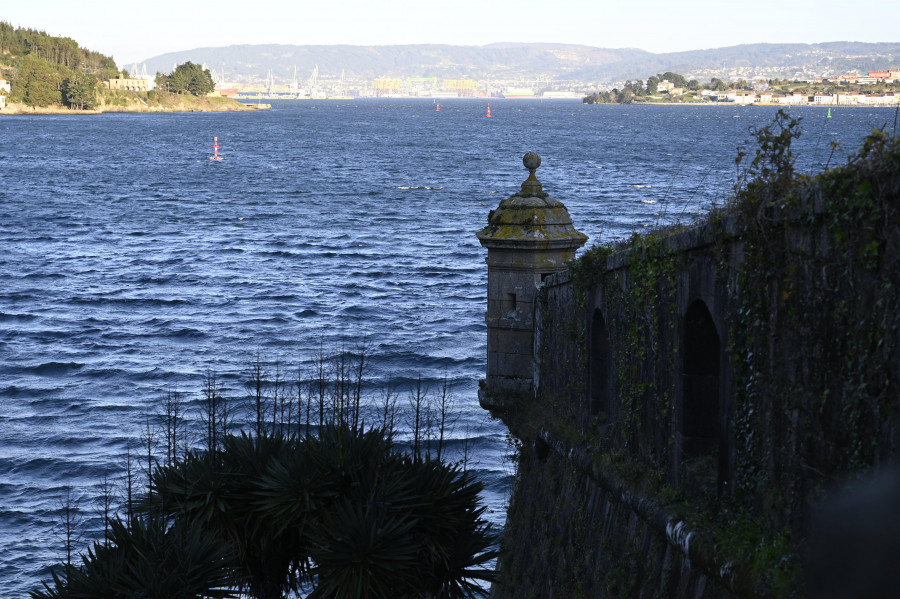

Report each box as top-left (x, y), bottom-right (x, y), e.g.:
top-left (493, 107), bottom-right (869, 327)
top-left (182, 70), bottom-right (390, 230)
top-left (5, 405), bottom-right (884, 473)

top-left (0, 95), bottom-right (255, 115)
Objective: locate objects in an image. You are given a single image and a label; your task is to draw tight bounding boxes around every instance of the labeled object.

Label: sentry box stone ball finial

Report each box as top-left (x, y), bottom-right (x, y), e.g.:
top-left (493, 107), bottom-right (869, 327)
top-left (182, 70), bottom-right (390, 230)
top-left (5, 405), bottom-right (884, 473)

top-left (523, 152), bottom-right (541, 172)
top-left (521, 152), bottom-right (543, 197)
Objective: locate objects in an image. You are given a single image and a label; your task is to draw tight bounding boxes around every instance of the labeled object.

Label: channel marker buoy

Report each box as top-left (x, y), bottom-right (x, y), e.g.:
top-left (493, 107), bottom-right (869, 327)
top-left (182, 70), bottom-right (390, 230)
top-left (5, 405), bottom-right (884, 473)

top-left (210, 136), bottom-right (223, 161)
top-left (486, 103), bottom-right (492, 118)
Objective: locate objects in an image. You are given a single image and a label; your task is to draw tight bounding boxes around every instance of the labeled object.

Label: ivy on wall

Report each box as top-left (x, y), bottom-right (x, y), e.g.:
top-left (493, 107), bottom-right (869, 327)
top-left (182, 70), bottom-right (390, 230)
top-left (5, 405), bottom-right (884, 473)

top-left (722, 116), bottom-right (900, 532)
top-left (500, 112), bottom-right (900, 598)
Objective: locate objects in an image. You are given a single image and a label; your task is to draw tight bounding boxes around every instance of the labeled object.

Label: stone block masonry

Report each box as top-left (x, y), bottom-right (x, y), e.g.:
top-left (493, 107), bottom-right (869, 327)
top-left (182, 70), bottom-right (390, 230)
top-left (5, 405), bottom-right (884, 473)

top-left (481, 134), bottom-right (900, 598)
top-left (477, 152), bottom-right (586, 398)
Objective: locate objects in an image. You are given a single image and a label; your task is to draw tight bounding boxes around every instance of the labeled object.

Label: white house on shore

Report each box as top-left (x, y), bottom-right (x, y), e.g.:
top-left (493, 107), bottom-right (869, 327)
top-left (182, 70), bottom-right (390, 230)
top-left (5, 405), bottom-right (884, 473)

top-left (0, 77), bottom-right (9, 109)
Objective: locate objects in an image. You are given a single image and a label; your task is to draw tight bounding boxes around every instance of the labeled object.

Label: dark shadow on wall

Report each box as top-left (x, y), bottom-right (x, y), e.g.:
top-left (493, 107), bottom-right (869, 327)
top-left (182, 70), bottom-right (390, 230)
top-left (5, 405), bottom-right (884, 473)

top-left (681, 299), bottom-right (724, 495)
top-left (589, 308), bottom-right (613, 423)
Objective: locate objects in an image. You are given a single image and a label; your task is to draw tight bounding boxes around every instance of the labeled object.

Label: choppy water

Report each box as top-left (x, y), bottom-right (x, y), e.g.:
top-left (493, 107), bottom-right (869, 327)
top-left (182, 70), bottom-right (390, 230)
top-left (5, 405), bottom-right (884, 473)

top-left (1, 99), bottom-right (895, 596)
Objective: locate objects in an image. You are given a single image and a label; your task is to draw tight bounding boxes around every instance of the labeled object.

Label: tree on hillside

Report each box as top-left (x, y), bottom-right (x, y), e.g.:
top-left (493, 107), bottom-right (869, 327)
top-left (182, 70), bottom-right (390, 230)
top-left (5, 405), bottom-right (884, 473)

top-left (583, 91), bottom-right (614, 104)
top-left (709, 77), bottom-right (728, 91)
top-left (63, 73), bottom-right (99, 110)
top-left (167, 62), bottom-right (215, 96)
top-left (14, 54), bottom-right (62, 106)
top-left (646, 75), bottom-right (659, 95)
top-left (659, 71), bottom-right (688, 88)
top-left (154, 72), bottom-right (169, 92)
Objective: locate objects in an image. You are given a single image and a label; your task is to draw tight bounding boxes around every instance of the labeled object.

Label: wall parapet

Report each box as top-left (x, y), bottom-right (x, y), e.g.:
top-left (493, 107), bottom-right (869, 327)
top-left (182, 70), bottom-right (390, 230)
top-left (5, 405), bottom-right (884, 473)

top-left (534, 426), bottom-right (752, 597)
top-left (490, 131), bottom-right (900, 598)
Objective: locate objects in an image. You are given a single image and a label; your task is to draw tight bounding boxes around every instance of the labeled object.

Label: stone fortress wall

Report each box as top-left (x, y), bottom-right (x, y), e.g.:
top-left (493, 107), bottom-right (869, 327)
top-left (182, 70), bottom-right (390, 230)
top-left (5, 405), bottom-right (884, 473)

top-left (481, 142), bottom-right (900, 598)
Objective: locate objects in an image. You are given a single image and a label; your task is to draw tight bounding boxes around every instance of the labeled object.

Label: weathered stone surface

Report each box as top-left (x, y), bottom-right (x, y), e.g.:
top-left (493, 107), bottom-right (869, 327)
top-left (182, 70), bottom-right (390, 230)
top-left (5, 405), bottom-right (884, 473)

top-left (479, 154), bottom-right (587, 396)
top-left (490, 140), bottom-right (900, 597)
top-left (492, 444), bottom-right (734, 599)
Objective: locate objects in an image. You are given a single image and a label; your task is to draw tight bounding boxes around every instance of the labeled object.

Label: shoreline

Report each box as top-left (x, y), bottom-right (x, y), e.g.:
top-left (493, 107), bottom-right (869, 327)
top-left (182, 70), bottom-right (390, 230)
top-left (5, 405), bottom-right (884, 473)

top-left (0, 98), bottom-right (255, 116)
top-left (588, 100), bottom-right (899, 108)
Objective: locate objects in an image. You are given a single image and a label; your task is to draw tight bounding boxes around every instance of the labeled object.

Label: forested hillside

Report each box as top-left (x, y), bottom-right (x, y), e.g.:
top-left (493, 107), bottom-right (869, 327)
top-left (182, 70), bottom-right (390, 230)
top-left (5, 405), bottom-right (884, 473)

top-left (0, 22), bottom-right (121, 108)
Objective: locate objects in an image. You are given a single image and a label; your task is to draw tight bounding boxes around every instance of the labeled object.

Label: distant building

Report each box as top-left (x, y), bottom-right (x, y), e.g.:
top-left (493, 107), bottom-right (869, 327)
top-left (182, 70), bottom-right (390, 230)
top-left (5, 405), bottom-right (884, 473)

top-left (776, 92), bottom-right (807, 105)
top-left (658, 80), bottom-right (675, 92)
top-left (721, 90), bottom-right (755, 104)
top-left (443, 79), bottom-right (478, 97)
top-left (541, 91), bottom-right (583, 99)
top-left (868, 70), bottom-right (891, 79)
top-left (853, 94), bottom-right (898, 105)
top-left (374, 78), bottom-right (403, 97)
top-left (106, 77), bottom-right (149, 92)
top-left (0, 77), bottom-right (10, 93)
top-left (501, 88), bottom-right (535, 98)
top-left (838, 92), bottom-right (864, 105)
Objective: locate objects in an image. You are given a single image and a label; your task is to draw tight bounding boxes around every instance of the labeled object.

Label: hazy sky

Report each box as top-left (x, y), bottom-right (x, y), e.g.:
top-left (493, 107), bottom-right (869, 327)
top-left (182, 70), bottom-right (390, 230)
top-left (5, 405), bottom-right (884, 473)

top-left (4, 0), bottom-right (899, 67)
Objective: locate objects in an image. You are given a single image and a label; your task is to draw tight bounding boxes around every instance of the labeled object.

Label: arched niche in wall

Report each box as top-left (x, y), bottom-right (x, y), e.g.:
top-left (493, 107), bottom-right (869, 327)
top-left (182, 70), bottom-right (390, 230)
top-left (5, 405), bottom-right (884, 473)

top-left (589, 308), bottom-right (612, 422)
top-left (681, 300), bottom-right (721, 459)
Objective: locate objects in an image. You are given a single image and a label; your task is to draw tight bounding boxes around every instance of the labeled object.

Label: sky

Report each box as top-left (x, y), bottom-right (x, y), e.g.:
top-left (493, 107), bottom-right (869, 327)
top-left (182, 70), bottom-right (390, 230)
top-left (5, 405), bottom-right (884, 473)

top-left (4, 0), bottom-right (899, 67)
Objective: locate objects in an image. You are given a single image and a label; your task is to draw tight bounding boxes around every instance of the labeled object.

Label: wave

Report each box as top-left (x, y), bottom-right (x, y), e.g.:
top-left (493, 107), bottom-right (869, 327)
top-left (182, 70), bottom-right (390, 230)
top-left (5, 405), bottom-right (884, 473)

top-left (70, 297), bottom-right (188, 307)
top-left (134, 276), bottom-right (172, 285)
top-left (24, 362), bottom-right (85, 376)
top-left (0, 311), bottom-right (38, 322)
top-left (169, 327), bottom-right (207, 339)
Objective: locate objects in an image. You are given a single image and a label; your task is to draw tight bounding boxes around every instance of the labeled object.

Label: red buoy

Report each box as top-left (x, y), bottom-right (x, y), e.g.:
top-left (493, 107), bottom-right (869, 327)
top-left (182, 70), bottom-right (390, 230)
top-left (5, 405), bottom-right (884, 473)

top-left (486, 103), bottom-right (492, 118)
top-left (436, 101), bottom-right (440, 112)
top-left (210, 136), bottom-right (223, 161)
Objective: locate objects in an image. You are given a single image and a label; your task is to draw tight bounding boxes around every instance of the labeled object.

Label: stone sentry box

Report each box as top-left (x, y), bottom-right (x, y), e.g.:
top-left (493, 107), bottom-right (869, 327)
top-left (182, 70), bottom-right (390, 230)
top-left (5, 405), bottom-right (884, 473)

top-left (477, 153), bottom-right (587, 400)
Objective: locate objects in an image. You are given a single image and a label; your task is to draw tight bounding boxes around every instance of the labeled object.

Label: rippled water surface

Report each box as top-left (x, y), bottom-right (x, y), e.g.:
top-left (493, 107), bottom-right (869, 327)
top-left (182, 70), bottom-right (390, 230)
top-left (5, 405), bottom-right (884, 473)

top-left (0, 100), bottom-right (895, 595)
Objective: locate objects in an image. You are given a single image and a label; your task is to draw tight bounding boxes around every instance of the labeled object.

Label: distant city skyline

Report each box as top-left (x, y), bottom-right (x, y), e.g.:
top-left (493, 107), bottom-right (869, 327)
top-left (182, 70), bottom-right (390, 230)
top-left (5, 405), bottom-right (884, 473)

top-left (4, 0), bottom-right (899, 67)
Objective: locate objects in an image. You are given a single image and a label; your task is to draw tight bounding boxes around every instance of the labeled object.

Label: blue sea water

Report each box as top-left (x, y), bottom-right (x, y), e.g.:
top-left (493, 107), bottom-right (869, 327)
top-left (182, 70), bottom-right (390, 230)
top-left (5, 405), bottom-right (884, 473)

top-left (0, 99), bottom-right (896, 596)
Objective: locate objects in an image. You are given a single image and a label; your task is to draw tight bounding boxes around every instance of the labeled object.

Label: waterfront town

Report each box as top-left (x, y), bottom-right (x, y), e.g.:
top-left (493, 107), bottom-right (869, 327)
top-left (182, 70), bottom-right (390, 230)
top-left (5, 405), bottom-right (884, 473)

top-left (89, 64), bottom-right (900, 105)
top-left (693, 68), bottom-right (900, 105)
top-left (2, 61), bottom-right (899, 110)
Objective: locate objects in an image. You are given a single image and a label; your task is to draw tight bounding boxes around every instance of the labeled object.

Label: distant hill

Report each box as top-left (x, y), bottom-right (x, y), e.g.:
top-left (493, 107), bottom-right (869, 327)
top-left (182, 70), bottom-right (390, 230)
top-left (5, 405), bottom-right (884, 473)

top-left (140, 42), bottom-right (900, 85)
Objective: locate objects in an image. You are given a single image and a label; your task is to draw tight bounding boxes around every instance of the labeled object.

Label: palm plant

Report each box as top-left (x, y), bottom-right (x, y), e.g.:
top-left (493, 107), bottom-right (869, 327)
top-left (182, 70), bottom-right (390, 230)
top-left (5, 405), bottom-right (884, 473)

top-left (37, 423), bottom-right (497, 598)
top-left (30, 517), bottom-right (236, 599)
top-left (401, 458), bottom-right (498, 598)
top-left (147, 432), bottom-right (309, 599)
top-left (306, 429), bottom-right (497, 598)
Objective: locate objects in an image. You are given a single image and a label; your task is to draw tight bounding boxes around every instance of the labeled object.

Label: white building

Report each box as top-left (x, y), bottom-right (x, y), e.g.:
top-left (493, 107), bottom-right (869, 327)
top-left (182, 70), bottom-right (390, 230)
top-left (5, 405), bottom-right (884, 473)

top-left (0, 77), bottom-right (9, 109)
top-left (775, 92), bottom-right (807, 105)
